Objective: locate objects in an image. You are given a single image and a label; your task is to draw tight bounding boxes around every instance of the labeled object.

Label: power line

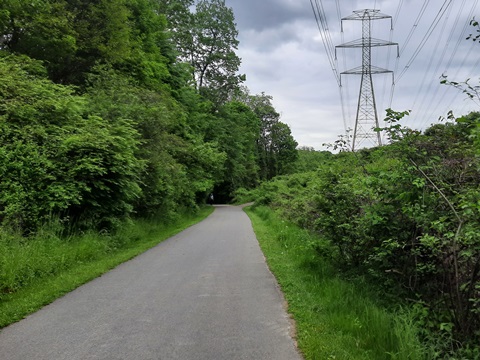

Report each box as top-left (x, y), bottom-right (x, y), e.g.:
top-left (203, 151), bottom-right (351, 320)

top-left (314, 0), bottom-right (337, 59)
top-left (309, 0), bottom-right (340, 85)
top-left (399, 0), bottom-right (431, 56)
top-left (379, 26), bottom-right (395, 124)
top-left (335, 0), bottom-right (349, 131)
top-left (415, 0), bottom-right (472, 126)
top-left (411, 1), bottom-right (453, 118)
top-left (422, 0), bottom-right (479, 127)
top-left (309, 0), bottom-right (479, 147)
top-left (397, 0), bottom-right (454, 82)
top-left (387, 0), bottom-right (405, 109)
top-left (443, 0), bottom-right (478, 73)
top-left (393, 0), bottom-right (404, 28)
top-left (390, 0), bottom-right (428, 108)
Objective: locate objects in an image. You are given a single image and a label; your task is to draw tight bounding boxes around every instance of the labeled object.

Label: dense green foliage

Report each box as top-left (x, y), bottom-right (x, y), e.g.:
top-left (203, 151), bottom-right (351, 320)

top-left (5, 1), bottom-right (478, 357)
top-left (241, 113), bottom-right (480, 357)
top-left (0, 56), bottom-right (143, 230)
top-left (0, 0), bottom-right (298, 232)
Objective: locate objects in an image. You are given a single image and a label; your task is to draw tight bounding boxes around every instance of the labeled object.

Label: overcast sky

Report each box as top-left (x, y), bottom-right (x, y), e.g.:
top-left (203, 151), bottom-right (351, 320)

top-left (224, 0), bottom-right (480, 150)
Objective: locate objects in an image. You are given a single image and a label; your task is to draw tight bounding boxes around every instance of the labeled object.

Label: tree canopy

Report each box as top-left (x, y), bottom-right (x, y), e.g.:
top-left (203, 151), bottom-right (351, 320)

top-left (0, 0), bottom-right (299, 231)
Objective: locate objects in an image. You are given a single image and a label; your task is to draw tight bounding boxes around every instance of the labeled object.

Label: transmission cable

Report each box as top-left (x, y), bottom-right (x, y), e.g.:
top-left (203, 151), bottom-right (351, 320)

top-left (309, 0), bottom-right (340, 86)
top-left (314, 0), bottom-right (336, 57)
top-left (335, 0), bottom-right (349, 131)
top-left (393, 0), bottom-right (404, 28)
top-left (399, 0), bottom-right (431, 56)
top-left (390, 0), bottom-right (428, 107)
top-left (422, 0), bottom-right (479, 126)
top-left (410, 0), bottom-right (454, 125)
top-left (383, 0), bottom-right (404, 105)
top-left (443, 0), bottom-right (478, 73)
top-left (418, 0), bottom-right (473, 125)
top-left (397, 0), bottom-right (453, 82)
top-left (389, 0), bottom-right (404, 105)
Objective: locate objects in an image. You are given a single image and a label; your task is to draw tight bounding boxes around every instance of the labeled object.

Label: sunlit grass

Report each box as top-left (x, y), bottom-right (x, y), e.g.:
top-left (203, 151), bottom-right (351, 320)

top-left (246, 205), bottom-right (428, 360)
top-left (0, 207), bottom-right (213, 328)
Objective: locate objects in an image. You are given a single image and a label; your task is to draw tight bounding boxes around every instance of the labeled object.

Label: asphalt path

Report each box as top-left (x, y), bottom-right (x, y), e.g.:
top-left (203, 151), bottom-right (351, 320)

top-left (0, 205), bottom-right (302, 360)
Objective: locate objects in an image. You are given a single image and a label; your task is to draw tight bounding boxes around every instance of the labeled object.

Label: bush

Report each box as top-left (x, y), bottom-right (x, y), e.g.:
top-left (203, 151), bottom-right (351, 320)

top-left (248, 114), bottom-right (480, 355)
top-left (0, 55), bottom-right (143, 231)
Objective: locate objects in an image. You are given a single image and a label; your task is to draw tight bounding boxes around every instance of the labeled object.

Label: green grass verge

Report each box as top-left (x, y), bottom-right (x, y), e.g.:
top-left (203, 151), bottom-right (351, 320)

top-left (0, 207), bottom-right (214, 328)
top-left (245, 205), bottom-right (428, 360)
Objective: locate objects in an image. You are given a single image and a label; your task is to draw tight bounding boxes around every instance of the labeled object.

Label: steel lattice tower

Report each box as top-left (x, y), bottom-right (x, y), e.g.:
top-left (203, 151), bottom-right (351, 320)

top-left (336, 9), bottom-right (398, 151)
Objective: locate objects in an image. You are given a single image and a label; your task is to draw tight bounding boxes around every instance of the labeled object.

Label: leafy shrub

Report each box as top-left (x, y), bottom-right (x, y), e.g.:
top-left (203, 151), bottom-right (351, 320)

top-left (0, 55), bottom-right (142, 231)
top-left (250, 113), bottom-right (480, 355)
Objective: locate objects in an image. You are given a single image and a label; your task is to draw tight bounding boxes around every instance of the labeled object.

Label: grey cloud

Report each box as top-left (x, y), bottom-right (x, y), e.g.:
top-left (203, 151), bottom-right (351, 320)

top-left (238, 25), bottom-right (302, 52)
top-left (223, 0), bottom-right (480, 150)
top-left (227, 0), bottom-right (314, 31)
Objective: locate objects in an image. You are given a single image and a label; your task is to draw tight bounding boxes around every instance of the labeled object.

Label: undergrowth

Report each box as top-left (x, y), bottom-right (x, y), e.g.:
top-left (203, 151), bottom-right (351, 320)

top-left (246, 205), bottom-right (430, 360)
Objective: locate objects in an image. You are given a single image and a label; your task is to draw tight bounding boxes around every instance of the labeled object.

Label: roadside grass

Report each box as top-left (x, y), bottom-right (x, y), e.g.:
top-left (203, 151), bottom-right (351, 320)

top-left (245, 205), bottom-right (428, 360)
top-left (0, 207), bottom-right (214, 328)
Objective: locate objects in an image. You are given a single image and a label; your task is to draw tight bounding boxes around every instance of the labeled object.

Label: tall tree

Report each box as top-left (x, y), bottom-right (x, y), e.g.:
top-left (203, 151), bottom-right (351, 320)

top-left (171, 0), bottom-right (243, 103)
top-left (124, 0), bottom-right (177, 90)
top-left (0, 0), bottom-right (77, 80)
top-left (0, 0), bottom-right (136, 84)
top-left (248, 93), bottom-right (298, 180)
top-left (157, 0), bottom-right (194, 34)
top-left (61, 0), bottom-right (133, 84)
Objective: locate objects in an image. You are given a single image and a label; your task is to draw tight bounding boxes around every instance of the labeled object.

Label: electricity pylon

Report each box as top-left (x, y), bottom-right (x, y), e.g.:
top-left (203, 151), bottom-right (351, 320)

top-left (336, 9), bottom-right (398, 151)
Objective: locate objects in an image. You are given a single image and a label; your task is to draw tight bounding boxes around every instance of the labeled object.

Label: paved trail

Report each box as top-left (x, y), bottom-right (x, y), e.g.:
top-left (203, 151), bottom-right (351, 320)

top-left (0, 205), bottom-right (302, 360)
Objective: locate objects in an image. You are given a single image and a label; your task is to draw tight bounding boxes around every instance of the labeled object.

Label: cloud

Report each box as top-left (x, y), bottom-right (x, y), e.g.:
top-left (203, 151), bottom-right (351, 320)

top-left (226, 0), bottom-right (480, 150)
top-left (230, 0), bottom-right (312, 31)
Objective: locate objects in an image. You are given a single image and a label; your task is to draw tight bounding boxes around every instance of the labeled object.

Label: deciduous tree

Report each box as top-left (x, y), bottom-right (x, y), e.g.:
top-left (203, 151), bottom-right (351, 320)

top-left (172, 0), bottom-right (243, 103)
top-left (249, 93), bottom-right (298, 180)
